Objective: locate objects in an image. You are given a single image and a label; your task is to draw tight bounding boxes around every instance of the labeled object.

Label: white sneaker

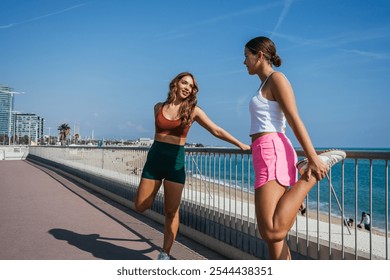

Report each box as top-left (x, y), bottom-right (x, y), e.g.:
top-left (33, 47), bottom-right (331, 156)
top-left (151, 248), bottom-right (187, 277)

top-left (296, 150), bottom-right (346, 175)
top-left (157, 251), bottom-right (170, 260)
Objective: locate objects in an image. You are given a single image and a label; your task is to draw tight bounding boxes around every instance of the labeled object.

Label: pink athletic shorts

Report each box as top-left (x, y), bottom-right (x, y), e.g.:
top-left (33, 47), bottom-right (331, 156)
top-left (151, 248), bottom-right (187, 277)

top-left (251, 132), bottom-right (298, 189)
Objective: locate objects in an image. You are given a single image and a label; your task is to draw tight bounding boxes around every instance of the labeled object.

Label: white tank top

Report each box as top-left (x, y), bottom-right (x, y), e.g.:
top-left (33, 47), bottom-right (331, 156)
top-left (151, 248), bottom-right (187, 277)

top-left (249, 71), bottom-right (286, 135)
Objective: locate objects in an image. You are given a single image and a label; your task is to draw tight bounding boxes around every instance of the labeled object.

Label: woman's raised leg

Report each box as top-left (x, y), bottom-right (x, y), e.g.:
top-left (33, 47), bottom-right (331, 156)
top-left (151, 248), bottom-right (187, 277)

top-left (134, 178), bottom-right (162, 212)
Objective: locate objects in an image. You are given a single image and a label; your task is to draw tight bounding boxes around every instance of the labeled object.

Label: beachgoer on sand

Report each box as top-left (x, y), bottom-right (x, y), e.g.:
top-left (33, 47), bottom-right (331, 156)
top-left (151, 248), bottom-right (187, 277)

top-left (344, 218), bottom-right (354, 227)
top-left (134, 72), bottom-right (250, 260)
top-left (299, 203), bottom-right (306, 216)
top-left (358, 212), bottom-right (371, 231)
top-left (244, 36), bottom-right (346, 260)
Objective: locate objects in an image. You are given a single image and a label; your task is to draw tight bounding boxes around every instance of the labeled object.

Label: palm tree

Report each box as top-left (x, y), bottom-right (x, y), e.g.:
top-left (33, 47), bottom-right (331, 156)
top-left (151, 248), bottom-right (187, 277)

top-left (58, 123), bottom-right (70, 146)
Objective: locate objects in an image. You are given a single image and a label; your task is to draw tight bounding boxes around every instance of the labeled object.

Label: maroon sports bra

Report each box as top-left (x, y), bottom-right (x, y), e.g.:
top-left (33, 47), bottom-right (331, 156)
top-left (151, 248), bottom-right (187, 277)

top-left (155, 107), bottom-right (190, 138)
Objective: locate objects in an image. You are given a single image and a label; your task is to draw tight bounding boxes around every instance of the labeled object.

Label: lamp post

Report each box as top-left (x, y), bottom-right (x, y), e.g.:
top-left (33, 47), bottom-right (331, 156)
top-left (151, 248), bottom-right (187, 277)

top-left (47, 127), bottom-right (51, 145)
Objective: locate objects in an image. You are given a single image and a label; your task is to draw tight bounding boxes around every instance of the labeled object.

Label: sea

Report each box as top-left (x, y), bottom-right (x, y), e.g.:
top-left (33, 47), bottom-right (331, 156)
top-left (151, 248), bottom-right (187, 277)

top-left (186, 148), bottom-right (390, 232)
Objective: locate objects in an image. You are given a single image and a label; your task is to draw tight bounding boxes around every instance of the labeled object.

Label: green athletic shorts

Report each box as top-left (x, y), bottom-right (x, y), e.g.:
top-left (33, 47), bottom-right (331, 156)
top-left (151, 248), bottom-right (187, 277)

top-left (141, 141), bottom-right (186, 184)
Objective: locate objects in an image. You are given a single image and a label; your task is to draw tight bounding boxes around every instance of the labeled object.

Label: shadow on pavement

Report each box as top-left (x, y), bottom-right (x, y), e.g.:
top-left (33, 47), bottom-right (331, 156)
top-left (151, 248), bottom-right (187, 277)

top-left (49, 228), bottom-right (153, 260)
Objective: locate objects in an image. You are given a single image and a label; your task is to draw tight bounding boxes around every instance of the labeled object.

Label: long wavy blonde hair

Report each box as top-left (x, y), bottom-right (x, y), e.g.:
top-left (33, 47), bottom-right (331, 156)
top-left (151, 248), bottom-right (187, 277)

top-left (164, 72), bottom-right (199, 127)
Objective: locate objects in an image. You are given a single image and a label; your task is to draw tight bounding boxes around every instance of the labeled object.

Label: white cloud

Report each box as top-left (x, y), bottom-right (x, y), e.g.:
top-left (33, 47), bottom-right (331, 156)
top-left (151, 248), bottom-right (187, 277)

top-left (271, 0), bottom-right (294, 38)
top-left (0, 2), bottom-right (88, 29)
top-left (341, 49), bottom-right (390, 60)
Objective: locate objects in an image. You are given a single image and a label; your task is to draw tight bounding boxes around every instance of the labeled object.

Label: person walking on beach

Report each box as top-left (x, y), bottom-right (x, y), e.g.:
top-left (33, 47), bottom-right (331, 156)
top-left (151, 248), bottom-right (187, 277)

top-left (134, 72), bottom-right (250, 260)
top-left (244, 36), bottom-right (346, 259)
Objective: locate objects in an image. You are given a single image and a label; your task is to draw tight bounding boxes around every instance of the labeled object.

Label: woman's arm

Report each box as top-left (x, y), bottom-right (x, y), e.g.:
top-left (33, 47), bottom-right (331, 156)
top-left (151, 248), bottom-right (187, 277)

top-left (271, 72), bottom-right (328, 180)
top-left (193, 106), bottom-right (250, 150)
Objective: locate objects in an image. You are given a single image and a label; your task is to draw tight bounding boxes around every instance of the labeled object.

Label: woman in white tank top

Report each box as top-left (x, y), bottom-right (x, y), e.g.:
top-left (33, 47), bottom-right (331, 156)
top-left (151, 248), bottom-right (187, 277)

top-left (244, 36), bottom-right (346, 260)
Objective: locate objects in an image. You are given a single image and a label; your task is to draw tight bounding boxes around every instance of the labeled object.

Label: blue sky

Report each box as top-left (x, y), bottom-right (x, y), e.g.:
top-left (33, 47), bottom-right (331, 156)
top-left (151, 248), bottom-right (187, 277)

top-left (0, 0), bottom-right (389, 148)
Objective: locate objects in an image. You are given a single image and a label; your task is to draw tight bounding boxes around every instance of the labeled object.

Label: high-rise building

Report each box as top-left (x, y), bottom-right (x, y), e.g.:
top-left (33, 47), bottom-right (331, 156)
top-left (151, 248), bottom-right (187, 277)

top-left (0, 85), bottom-right (15, 141)
top-left (14, 113), bottom-right (45, 144)
top-left (1, 85), bottom-right (45, 145)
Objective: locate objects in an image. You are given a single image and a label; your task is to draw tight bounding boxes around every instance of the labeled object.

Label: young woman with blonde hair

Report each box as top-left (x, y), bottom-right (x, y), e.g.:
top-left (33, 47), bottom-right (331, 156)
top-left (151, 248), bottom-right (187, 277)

top-left (135, 72), bottom-right (250, 260)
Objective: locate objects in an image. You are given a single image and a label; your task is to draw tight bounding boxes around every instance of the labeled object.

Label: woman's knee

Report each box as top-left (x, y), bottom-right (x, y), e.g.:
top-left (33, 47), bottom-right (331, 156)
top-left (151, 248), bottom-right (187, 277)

top-left (134, 198), bottom-right (151, 213)
top-left (260, 228), bottom-right (287, 243)
top-left (135, 179), bottom-right (161, 212)
top-left (134, 202), bottom-right (145, 213)
top-left (164, 208), bottom-right (179, 220)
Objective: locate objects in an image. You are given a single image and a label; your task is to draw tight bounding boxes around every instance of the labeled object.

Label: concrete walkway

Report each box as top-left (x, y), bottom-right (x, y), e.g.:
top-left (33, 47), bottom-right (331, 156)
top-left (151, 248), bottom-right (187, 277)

top-left (0, 160), bottom-right (226, 260)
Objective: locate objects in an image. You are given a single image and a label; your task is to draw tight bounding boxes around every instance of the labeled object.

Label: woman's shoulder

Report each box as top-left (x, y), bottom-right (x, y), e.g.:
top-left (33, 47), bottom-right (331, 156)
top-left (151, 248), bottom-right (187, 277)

top-left (269, 71), bottom-right (291, 87)
top-left (271, 71), bottom-right (288, 81)
top-left (193, 105), bottom-right (204, 115)
top-left (154, 102), bottom-right (164, 110)
top-left (192, 106), bottom-right (211, 123)
top-left (154, 102), bottom-right (164, 116)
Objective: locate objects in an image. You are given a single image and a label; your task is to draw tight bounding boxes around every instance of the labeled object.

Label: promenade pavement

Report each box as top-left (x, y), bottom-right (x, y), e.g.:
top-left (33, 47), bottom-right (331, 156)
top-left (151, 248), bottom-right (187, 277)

top-left (0, 160), bottom-right (226, 260)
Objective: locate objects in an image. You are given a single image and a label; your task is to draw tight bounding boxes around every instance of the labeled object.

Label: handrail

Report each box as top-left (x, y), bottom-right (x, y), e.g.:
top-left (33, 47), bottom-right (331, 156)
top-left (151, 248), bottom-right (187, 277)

top-left (27, 145), bottom-right (390, 260)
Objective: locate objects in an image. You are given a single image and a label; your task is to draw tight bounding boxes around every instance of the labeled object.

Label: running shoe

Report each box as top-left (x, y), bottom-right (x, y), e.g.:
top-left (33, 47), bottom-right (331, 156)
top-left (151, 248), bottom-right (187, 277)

top-left (157, 251), bottom-right (170, 260)
top-left (296, 149), bottom-right (346, 175)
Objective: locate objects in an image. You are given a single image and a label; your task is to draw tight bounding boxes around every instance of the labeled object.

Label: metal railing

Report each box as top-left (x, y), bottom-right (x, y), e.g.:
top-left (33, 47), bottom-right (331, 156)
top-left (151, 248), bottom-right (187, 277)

top-left (28, 146), bottom-right (390, 260)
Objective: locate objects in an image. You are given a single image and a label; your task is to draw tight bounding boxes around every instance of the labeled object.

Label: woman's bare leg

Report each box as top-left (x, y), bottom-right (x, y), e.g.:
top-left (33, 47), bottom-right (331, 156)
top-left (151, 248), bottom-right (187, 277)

top-left (267, 239), bottom-right (291, 260)
top-left (134, 178), bottom-right (162, 212)
top-left (161, 180), bottom-right (184, 254)
top-left (255, 176), bottom-right (317, 259)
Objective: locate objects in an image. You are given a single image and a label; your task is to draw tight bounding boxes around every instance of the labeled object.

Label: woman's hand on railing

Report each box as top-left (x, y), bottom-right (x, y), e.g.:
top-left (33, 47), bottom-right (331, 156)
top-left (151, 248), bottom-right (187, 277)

top-left (239, 143), bottom-right (251, 151)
